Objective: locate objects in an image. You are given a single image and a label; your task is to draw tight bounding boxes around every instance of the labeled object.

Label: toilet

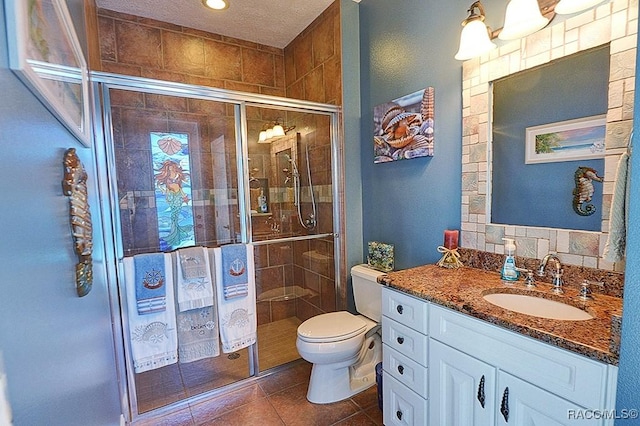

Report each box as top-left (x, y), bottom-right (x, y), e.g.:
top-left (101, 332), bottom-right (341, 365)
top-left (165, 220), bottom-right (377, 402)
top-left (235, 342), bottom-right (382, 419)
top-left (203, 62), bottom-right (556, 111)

top-left (296, 264), bottom-right (384, 404)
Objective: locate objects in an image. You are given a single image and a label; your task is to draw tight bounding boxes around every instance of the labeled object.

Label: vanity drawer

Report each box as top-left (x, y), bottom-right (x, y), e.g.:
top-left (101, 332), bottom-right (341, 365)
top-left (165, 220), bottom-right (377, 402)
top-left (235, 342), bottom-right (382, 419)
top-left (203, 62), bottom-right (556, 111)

top-left (383, 317), bottom-right (428, 366)
top-left (429, 304), bottom-right (611, 409)
top-left (383, 372), bottom-right (428, 426)
top-left (383, 344), bottom-right (428, 397)
top-left (382, 287), bottom-right (428, 334)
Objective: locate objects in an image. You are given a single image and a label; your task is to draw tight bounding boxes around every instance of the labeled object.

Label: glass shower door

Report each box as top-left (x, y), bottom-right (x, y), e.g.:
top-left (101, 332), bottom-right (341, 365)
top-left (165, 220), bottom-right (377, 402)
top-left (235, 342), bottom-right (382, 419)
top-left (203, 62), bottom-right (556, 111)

top-left (246, 105), bottom-right (337, 371)
top-left (104, 85), bottom-right (251, 414)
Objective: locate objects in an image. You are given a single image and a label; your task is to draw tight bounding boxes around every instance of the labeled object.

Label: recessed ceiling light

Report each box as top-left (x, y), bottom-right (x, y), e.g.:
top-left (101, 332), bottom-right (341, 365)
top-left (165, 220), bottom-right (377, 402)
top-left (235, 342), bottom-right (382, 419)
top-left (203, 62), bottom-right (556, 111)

top-left (202, 0), bottom-right (229, 10)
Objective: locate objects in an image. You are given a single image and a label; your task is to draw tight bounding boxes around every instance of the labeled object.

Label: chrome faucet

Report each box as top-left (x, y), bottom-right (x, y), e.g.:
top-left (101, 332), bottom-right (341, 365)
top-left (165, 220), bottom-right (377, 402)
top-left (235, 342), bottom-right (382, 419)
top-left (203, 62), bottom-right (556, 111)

top-left (538, 253), bottom-right (564, 294)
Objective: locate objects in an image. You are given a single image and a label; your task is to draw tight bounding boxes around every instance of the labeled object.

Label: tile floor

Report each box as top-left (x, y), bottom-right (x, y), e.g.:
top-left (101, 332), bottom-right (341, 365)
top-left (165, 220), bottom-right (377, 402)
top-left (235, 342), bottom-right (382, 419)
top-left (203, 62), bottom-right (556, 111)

top-left (134, 359), bottom-right (384, 425)
top-left (135, 318), bottom-right (303, 413)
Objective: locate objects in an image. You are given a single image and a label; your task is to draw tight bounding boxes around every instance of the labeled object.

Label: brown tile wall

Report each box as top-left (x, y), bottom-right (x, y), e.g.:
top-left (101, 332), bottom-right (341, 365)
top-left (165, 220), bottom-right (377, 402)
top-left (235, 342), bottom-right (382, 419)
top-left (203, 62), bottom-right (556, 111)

top-left (96, 3), bottom-right (342, 317)
top-left (282, 2), bottom-right (341, 313)
top-left (284, 1), bottom-right (342, 106)
top-left (96, 9), bottom-right (286, 96)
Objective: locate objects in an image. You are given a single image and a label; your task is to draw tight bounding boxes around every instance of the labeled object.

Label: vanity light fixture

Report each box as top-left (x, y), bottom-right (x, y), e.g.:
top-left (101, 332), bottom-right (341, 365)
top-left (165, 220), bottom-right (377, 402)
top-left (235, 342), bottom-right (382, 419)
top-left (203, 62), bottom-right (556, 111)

top-left (554, 0), bottom-right (606, 14)
top-left (498, 0), bottom-right (550, 40)
top-left (201, 0), bottom-right (229, 11)
top-left (258, 120), bottom-right (293, 144)
top-left (455, 1), bottom-right (497, 61)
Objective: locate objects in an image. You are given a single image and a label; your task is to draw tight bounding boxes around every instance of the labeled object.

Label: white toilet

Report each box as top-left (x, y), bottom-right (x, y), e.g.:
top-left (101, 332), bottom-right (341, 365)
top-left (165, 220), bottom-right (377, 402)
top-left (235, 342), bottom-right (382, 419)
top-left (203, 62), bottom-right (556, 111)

top-left (296, 264), bottom-right (384, 404)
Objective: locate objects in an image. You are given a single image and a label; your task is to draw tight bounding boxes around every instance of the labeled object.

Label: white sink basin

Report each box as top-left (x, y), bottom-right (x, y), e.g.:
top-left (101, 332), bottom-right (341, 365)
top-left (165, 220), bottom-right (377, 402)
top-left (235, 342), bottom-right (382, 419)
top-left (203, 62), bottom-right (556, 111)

top-left (483, 293), bottom-right (593, 321)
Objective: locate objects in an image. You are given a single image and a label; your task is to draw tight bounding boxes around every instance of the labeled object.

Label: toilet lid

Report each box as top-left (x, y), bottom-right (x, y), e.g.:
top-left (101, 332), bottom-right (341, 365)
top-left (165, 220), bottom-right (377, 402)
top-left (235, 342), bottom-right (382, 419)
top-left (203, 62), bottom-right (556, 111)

top-left (297, 312), bottom-right (367, 342)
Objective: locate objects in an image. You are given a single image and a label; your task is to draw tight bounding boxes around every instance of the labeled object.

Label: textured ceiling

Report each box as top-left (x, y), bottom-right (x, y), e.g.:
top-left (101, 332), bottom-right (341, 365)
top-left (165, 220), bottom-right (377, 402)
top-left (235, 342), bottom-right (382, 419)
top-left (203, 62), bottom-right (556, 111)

top-left (95, 0), bottom-right (337, 49)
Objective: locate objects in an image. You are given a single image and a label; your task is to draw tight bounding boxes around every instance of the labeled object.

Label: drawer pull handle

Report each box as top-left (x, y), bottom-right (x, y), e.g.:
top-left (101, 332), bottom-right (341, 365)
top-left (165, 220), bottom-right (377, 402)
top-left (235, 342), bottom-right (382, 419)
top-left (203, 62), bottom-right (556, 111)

top-left (500, 387), bottom-right (509, 422)
top-left (397, 336), bottom-right (404, 345)
top-left (397, 365), bottom-right (404, 375)
top-left (396, 410), bottom-right (403, 421)
top-left (477, 375), bottom-right (485, 408)
top-left (397, 304), bottom-right (404, 314)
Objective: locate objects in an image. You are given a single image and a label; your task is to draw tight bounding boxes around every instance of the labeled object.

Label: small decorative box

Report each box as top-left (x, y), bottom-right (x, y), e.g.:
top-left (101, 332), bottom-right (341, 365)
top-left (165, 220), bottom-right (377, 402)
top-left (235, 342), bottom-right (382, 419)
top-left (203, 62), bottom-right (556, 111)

top-left (367, 241), bottom-right (394, 272)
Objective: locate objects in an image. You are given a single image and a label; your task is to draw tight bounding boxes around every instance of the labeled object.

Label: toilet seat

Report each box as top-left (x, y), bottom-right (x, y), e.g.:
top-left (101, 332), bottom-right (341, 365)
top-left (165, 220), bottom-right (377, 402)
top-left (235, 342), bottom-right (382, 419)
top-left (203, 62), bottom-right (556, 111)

top-left (297, 311), bottom-right (367, 343)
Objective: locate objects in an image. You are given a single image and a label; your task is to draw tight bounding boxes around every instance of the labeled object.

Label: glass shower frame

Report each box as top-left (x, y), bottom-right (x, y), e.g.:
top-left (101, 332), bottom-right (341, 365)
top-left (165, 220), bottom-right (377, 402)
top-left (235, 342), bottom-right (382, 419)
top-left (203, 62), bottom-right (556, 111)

top-left (90, 71), bottom-right (343, 422)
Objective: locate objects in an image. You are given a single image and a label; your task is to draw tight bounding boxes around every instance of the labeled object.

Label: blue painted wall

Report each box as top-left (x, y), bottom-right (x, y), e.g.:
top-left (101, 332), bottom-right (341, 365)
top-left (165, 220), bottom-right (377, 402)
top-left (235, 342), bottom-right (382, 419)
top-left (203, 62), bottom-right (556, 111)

top-left (358, 0), bottom-right (464, 269)
top-left (492, 45), bottom-right (608, 231)
top-left (0, 1), bottom-right (122, 424)
top-left (354, 0), bottom-right (640, 416)
top-left (615, 25), bottom-right (640, 424)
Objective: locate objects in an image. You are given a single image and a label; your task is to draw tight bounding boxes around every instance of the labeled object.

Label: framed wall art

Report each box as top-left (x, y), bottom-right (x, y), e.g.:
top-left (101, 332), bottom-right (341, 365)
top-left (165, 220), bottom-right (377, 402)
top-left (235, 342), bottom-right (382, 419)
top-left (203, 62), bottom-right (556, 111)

top-left (4, 0), bottom-right (91, 146)
top-left (373, 87), bottom-right (434, 163)
top-left (525, 115), bottom-right (606, 164)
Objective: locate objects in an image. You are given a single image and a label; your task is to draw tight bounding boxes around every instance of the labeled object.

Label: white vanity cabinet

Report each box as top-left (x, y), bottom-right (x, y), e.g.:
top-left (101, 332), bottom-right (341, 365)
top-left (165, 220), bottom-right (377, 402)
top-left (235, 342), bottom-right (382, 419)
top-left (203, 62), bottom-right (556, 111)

top-left (430, 339), bottom-right (496, 425)
top-left (381, 287), bottom-right (429, 425)
top-left (382, 287), bottom-right (618, 426)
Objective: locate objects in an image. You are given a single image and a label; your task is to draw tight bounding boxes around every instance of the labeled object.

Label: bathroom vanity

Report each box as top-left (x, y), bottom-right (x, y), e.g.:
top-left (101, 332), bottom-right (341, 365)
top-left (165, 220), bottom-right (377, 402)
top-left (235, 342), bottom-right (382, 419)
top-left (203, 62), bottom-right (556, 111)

top-left (380, 265), bottom-right (621, 426)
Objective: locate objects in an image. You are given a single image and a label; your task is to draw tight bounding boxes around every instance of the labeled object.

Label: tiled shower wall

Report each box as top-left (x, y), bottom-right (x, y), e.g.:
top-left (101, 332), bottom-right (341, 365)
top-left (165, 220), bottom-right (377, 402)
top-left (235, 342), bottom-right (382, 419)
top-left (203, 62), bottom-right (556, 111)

top-left (95, 2), bottom-right (343, 316)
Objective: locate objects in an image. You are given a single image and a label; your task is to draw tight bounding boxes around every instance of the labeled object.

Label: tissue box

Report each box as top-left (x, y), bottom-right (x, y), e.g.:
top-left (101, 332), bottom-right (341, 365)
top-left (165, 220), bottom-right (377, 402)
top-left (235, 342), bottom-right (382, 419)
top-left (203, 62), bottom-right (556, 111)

top-left (367, 241), bottom-right (394, 272)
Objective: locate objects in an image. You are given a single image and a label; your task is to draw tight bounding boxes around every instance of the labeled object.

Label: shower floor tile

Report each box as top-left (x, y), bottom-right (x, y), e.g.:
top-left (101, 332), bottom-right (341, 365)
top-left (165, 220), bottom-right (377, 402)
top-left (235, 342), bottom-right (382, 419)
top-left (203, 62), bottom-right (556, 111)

top-left (134, 359), bottom-right (383, 426)
top-left (135, 317), bottom-right (302, 414)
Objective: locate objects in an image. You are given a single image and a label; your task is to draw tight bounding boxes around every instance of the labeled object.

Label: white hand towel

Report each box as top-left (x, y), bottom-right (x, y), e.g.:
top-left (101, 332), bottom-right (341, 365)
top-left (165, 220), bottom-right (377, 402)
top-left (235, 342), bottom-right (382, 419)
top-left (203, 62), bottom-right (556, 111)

top-left (123, 254), bottom-right (178, 373)
top-left (211, 245), bottom-right (257, 353)
top-left (176, 247), bottom-right (215, 312)
top-left (177, 306), bottom-right (220, 363)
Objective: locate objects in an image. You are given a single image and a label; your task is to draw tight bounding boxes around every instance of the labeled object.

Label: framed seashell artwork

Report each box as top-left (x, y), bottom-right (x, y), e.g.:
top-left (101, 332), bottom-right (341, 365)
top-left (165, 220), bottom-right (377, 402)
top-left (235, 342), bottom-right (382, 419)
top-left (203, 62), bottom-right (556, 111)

top-left (373, 87), bottom-right (434, 163)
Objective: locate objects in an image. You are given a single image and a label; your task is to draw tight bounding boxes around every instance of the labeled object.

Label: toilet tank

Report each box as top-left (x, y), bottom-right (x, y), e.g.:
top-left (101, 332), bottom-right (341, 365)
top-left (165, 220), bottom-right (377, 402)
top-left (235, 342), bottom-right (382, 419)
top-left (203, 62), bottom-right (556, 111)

top-left (351, 264), bottom-right (385, 322)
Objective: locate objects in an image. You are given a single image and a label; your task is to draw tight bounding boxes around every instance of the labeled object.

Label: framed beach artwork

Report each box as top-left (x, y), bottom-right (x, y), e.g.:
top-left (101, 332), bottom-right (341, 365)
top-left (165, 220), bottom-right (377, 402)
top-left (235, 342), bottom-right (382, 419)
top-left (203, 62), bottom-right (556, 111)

top-left (4, 0), bottom-right (91, 146)
top-left (373, 87), bottom-right (435, 163)
top-left (525, 115), bottom-right (606, 164)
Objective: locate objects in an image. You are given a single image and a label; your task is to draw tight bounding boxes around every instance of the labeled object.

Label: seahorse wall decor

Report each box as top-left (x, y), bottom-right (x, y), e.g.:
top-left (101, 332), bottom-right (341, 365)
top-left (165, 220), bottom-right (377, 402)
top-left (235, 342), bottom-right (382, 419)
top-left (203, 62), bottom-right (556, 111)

top-left (62, 148), bottom-right (93, 297)
top-left (572, 166), bottom-right (603, 216)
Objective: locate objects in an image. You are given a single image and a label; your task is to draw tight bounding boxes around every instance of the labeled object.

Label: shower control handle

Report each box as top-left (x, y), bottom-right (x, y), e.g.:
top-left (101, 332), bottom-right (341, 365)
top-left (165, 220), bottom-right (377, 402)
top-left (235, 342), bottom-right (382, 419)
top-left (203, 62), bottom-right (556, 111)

top-left (397, 304), bottom-right (404, 314)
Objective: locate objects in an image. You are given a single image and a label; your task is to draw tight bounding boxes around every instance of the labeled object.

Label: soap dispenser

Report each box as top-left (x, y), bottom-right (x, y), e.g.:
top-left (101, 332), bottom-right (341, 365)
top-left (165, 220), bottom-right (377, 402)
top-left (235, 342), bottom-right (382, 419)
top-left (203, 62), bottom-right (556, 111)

top-left (501, 238), bottom-right (520, 282)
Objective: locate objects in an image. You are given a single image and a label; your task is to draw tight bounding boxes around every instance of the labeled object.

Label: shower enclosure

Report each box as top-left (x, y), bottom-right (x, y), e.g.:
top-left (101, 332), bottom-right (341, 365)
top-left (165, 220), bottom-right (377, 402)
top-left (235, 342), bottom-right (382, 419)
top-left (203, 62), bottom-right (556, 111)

top-left (92, 73), bottom-right (342, 421)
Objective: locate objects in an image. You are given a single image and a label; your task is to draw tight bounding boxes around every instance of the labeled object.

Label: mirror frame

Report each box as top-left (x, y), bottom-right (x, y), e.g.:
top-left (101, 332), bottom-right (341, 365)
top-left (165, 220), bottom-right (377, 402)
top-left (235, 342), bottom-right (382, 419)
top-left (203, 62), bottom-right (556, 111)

top-left (460, 0), bottom-right (636, 271)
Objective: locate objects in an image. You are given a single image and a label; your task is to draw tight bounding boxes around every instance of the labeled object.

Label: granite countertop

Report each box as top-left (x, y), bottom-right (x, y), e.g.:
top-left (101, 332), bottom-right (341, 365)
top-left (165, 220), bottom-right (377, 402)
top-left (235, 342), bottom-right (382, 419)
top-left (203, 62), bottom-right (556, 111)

top-left (379, 264), bottom-right (623, 365)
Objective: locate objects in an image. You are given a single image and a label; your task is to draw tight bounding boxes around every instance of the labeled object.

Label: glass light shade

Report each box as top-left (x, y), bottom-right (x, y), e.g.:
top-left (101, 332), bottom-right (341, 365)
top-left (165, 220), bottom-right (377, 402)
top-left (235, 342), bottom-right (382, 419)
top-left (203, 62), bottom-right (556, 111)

top-left (265, 128), bottom-right (274, 139)
top-left (272, 124), bottom-right (285, 137)
top-left (258, 130), bottom-right (267, 142)
top-left (498, 0), bottom-right (549, 40)
top-left (555, 0), bottom-right (605, 14)
top-left (455, 19), bottom-right (497, 61)
top-left (202, 0), bottom-right (229, 10)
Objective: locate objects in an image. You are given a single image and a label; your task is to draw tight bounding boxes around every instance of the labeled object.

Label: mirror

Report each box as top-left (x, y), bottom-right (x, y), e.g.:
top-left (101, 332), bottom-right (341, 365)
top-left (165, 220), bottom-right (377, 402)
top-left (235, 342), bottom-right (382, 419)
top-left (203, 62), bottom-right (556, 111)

top-left (491, 45), bottom-right (609, 231)
top-left (460, 3), bottom-right (635, 270)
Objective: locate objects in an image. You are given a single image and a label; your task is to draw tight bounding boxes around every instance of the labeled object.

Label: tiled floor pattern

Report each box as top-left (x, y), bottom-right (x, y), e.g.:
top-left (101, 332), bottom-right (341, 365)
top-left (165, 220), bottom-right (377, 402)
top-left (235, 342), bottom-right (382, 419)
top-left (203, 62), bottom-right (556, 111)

top-left (257, 317), bottom-right (302, 371)
top-left (136, 317), bottom-right (303, 414)
top-left (134, 359), bottom-right (384, 425)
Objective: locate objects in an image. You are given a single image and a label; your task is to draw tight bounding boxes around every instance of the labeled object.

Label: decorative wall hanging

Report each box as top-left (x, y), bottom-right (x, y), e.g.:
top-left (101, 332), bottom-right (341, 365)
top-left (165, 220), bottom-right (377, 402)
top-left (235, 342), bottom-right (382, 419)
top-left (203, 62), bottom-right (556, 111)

top-left (62, 148), bottom-right (93, 297)
top-left (573, 166), bottom-right (603, 216)
top-left (151, 132), bottom-right (195, 251)
top-left (525, 115), bottom-right (606, 164)
top-left (373, 87), bottom-right (434, 163)
top-left (5, 0), bottom-right (91, 146)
